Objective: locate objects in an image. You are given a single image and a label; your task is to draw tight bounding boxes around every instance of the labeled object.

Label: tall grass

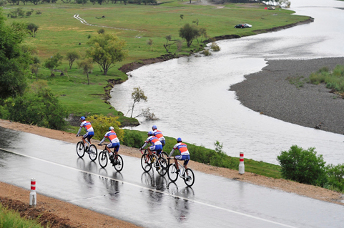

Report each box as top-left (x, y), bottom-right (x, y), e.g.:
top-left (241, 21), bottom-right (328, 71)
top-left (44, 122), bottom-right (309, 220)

top-left (309, 65), bottom-right (344, 92)
top-left (0, 204), bottom-right (44, 228)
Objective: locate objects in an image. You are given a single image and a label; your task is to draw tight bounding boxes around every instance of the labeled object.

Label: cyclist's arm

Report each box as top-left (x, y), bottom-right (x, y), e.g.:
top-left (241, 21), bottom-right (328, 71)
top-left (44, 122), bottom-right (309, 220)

top-left (77, 127), bottom-right (82, 135)
top-left (99, 137), bottom-right (106, 144)
top-left (169, 148), bottom-right (175, 157)
top-left (140, 142), bottom-right (148, 150)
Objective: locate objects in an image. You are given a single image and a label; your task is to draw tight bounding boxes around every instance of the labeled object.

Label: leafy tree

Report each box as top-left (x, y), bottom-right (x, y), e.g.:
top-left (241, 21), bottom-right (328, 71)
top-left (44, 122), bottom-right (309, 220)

top-left (77, 58), bottom-right (94, 85)
top-left (277, 145), bottom-right (327, 186)
top-left (44, 53), bottom-right (63, 76)
top-left (86, 33), bottom-right (127, 75)
top-left (129, 87), bottom-right (147, 118)
top-left (7, 86), bottom-right (67, 130)
top-left (27, 22), bottom-right (38, 37)
top-left (65, 51), bottom-right (80, 69)
top-left (97, 28), bottom-right (105, 34)
top-left (326, 163), bottom-right (344, 192)
top-left (179, 23), bottom-right (200, 47)
top-left (0, 9), bottom-right (31, 99)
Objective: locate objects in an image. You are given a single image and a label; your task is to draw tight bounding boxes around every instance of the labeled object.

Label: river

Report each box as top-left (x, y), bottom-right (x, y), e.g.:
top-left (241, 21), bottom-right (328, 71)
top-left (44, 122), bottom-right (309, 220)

top-left (110, 0), bottom-right (344, 165)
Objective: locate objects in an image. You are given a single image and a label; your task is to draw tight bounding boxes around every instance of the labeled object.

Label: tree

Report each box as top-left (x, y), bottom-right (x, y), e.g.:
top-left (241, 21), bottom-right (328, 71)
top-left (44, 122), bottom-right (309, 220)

top-left (129, 87), bottom-right (147, 118)
top-left (0, 9), bottom-right (31, 99)
top-left (65, 51), bottom-right (80, 69)
top-left (86, 33), bottom-right (127, 75)
top-left (44, 53), bottom-right (63, 76)
top-left (77, 58), bottom-right (94, 85)
top-left (27, 23), bottom-right (39, 37)
top-left (179, 23), bottom-right (200, 47)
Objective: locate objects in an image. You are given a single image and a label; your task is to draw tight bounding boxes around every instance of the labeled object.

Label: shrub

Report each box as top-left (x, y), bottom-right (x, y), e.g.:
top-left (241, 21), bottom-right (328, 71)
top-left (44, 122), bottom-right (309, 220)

top-left (86, 115), bottom-right (124, 142)
top-left (122, 129), bottom-right (144, 148)
top-left (211, 42), bottom-right (220, 51)
top-left (203, 49), bottom-right (211, 56)
top-left (7, 88), bottom-right (67, 130)
top-left (277, 145), bottom-right (327, 186)
top-left (325, 163), bottom-right (344, 192)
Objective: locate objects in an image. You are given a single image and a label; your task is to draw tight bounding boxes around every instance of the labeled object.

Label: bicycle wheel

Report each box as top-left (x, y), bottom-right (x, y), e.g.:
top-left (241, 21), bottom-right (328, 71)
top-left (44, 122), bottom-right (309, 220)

top-left (160, 151), bottom-right (168, 160)
top-left (88, 144), bottom-right (97, 161)
top-left (113, 155), bottom-right (124, 172)
top-left (76, 141), bottom-right (85, 158)
top-left (157, 157), bottom-right (168, 176)
top-left (184, 168), bottom-right (195, 187)
top-left (141, 153), bottom-right (152, 172)
top-left (98, 150), bottom-right (108, 168)
top-left (167, 164), bottom-right (178, 182)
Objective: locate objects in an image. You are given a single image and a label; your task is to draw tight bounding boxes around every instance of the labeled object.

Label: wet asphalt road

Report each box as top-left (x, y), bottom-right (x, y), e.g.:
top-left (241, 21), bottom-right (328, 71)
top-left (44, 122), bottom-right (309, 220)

top-left (0, 127), bottom-right (343, 228)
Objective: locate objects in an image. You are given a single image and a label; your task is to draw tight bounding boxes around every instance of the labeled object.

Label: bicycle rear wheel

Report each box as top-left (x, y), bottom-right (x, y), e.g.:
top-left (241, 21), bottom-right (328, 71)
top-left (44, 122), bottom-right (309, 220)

top-left (113, 155), bottom-right (124, 172)
top-left (98, 150), bottom-right (108, 168)
top-left (141, 153), bottom-right (152, 172)
top-left (167, 164), bottom-right (178, 182)
top-left (88, 144), bottom-right (97, 161)
top-left (157, 157), bottom-right (168, 176)
top-left (76, 141), bottom-right (85, 158)
top-left (184, 168), bottom-right (195, 187)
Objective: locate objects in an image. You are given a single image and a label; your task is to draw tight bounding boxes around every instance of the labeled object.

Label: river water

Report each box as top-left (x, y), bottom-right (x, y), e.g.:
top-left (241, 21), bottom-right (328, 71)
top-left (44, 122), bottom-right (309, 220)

top-left (110, 0), bottom-right (344, 165)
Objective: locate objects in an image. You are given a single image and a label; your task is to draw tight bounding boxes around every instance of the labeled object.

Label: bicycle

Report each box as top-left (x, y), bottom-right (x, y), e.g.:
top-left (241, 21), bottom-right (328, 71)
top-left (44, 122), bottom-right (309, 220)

top-left (140, 149), bottom-right (168, 176)
top-left (98, 144), bottom-right (123, 172)
top-left (167, 157), bottom-right (195, 187)
top-left (76, 137), bottom-right (97, 162)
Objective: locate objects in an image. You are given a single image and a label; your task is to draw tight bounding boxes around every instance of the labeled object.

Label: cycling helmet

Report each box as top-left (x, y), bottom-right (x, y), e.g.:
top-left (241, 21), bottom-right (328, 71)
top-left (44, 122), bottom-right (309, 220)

top-left (80, 116), bottom-right (85, 121)
top-left (147, 131), bottom-right (153, 136)
top-left (152, 125), bottom-right (157, 130)
top-left (177, 137), bottom-right (182, 143)
top-left (109, 126), bottom-right (114, 131)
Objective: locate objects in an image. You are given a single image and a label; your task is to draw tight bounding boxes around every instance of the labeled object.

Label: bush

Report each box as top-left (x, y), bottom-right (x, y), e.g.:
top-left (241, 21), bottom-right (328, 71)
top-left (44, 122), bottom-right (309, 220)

top-left (86, 115), bottom-right (124, 141)
top-left (326, 163), bottom-right (344, 192)
top-left (211, 42), bottom-right (220, 51)
top-left (277, 145), bottom-right (327, 186)
top-left (122, 129), bottom-right (144, 148)
top-left (7, 88), bottom-right (67, 130)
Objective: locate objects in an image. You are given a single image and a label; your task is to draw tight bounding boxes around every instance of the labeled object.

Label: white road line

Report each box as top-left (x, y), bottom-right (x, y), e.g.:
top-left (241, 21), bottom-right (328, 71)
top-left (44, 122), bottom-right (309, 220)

top-left (0, 148), bottom-right (297, 228)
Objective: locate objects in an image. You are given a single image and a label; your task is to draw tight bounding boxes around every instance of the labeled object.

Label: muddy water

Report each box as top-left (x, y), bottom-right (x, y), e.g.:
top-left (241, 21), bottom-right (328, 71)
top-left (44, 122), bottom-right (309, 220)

top-left (110, 0), bottom-right (344, 165)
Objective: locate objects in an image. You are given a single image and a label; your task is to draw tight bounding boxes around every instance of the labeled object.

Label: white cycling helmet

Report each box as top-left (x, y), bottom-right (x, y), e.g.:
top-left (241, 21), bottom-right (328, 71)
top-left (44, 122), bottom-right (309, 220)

top-left (109, 126), bottom-right (114, 131)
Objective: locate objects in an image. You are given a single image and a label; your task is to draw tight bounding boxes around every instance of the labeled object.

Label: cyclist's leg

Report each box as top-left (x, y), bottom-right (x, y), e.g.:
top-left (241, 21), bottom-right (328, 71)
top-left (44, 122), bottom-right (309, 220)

top-left (113, 143), bottom-right (120, 160)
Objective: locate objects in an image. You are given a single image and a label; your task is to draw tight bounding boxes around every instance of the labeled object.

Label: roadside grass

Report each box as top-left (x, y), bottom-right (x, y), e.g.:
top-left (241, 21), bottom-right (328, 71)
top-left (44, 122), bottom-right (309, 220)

top-left (309, 65), bottom-right (344, 93)
top-left (0, 204), bottom-right (44, 228)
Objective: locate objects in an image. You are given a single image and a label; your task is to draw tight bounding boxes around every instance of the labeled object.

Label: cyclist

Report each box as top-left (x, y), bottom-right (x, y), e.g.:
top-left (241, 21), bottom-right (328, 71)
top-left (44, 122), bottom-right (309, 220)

top-left (140, 131), bottom-right (163, 162)
top-left (76, 116), bottom-right (94, 151)
top-left (98, 126), bottom-right (120, 163)
top-left (169, 137), bottom-right (190, 177)
top-left (152, 125), bottom-right (165, 148)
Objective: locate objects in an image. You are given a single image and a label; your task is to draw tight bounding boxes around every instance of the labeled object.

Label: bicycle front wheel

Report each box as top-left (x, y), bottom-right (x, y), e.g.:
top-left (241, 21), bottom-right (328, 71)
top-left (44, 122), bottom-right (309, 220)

top-left (76, 141), bottom-right (85, 158)
top-left (167, 164), bottom-right (178, 182)
top-left (141, 153), bottom-right (152, 172)
top-left (114, 155), bottom-right (124, 172)
top-left (98, 151), bottom-right (108, 168)
top-left (184, 168), bottom-right (195, 187)
top-left (88, 144), bottom-right (97, 161)
top-left (157, 157), bottom-right (168, 176)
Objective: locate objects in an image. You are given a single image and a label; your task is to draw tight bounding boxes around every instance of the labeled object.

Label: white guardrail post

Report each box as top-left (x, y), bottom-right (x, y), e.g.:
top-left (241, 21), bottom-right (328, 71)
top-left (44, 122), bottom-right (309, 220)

top-left (239, 152), bottom-right (245, 174)
top-left (29, 178), bottom-right (37, 206)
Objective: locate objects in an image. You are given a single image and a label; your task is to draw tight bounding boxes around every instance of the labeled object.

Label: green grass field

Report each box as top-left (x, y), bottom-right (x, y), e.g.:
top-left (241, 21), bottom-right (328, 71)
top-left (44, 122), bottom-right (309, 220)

top-left (2, 1), bottom-right (309, 119)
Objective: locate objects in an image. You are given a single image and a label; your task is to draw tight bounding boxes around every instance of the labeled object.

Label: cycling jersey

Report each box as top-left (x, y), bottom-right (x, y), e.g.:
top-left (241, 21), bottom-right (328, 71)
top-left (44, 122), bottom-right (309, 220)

top-left (169, 142), bottom-right (190, 157)
top-left (99, 130), bottom-right (120, 144)
top-left (77, 121), bottom-right (94, 135)
top-left (153, 129), bottom-right (165, 145)
top-left (141, 136), bottom-right (162, 152)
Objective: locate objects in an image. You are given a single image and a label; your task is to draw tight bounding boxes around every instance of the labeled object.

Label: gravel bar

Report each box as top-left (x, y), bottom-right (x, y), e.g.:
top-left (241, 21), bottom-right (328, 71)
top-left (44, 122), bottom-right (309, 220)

top-left (230, 57), bottom-right (344, 135)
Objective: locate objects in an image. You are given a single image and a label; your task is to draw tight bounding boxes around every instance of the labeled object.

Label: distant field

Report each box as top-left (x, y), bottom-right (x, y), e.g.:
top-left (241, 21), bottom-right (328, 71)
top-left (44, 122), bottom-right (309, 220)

top-left (2, 1), bottom-right (309, 119)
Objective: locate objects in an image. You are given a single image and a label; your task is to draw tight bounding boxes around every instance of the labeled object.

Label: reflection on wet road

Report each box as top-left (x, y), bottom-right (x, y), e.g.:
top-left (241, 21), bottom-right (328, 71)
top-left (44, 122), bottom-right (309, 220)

top-left (1, 128), bottom-right (343, 228)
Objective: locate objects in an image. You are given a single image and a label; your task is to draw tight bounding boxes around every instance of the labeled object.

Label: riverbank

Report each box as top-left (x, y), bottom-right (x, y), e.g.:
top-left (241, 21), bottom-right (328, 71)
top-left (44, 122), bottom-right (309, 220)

top-left (230, 57), bottom-right (344, 135)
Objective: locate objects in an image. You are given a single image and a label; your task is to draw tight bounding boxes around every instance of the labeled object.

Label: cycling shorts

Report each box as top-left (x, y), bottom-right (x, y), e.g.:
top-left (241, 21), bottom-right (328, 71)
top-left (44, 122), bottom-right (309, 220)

top-left (149, 144), bottom-right (162, 153)
top-left (175, 154), bottom-right (190, 166)
top-left (83, 131), bottom-right (94, 140)
top-left (107, 142), bottom-right (120, 152)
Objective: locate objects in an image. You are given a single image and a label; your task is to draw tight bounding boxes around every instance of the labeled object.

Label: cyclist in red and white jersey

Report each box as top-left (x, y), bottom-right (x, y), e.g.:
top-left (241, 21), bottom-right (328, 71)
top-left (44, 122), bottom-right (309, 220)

top-left (140, 131), bottom-right (163, 157)
top-left (98, 126), bottom-right (120, 162)
top-left (169, 137), bottom-right (190, 172)
top-left (152, 125), bottom-right (165, 147)
top-left (76, 116), bottom-right (94, 150)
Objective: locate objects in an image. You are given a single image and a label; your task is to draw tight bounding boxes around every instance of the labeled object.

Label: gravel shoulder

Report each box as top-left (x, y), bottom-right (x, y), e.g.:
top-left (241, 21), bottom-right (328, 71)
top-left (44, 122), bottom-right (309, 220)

top-left (0, 117), bottom-right (343, 227)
